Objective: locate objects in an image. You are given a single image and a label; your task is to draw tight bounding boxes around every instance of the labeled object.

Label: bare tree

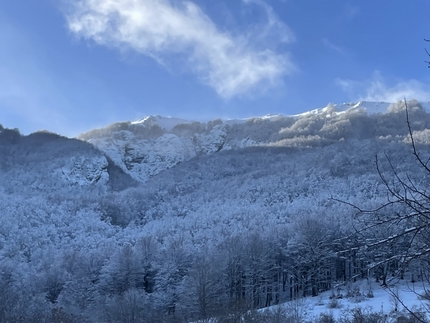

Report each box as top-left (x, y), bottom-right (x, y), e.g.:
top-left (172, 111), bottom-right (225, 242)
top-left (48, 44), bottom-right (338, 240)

top-left (425, 39), bottom-right (430, 68)
top-left (345, 99), bottom-right (430, 322)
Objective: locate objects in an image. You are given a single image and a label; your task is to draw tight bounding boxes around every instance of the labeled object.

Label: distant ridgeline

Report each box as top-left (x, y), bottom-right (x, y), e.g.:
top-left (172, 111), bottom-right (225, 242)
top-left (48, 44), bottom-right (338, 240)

top-left (76, 99), bottom-right (430, 182)
top-left (0, 100), bottom-right (430, 322)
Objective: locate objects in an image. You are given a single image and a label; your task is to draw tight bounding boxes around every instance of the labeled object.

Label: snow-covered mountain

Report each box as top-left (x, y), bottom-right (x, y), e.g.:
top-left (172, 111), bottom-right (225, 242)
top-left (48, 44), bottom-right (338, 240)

top-left (3, 100), bottom-right (399, 188)
top-left (2, 99), bottom-right (426, 192)
top-left (1, 99), bottom-right (430, 322)
top-left (77, 99), bottom-right (429, 182)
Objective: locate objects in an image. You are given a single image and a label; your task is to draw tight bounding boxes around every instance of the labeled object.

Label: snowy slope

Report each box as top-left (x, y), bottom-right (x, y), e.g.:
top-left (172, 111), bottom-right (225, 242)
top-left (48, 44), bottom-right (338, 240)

top-left (0, 130), bottom-right (133, 193)
top-left (266, 279), bottom-right (430, 322)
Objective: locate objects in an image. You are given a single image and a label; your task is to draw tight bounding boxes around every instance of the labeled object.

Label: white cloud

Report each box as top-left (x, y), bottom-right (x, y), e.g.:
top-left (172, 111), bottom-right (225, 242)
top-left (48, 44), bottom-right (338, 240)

top-left (242, 0), bottom-right (295, 44)
top-left (63, 0), bottom-right (295, 98)
top-left (336, 71), bottom-right (430, 103)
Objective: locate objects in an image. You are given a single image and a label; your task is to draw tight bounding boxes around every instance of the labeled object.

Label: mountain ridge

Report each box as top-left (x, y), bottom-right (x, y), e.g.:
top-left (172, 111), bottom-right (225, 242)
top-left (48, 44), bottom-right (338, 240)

top-left (1, 100), bottom-right (427, 187)
top-left (77, 99), bottom-right (429, 140)
top-left (75, 99), bottom-right (430, 182)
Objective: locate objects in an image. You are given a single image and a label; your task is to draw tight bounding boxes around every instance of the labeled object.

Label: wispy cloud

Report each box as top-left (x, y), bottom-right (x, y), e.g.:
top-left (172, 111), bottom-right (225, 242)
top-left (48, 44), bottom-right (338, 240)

top-left (243, 0), bottom-right (295, 44)
top-left (63, 0), bottom-right (295, 98)
top-left (322, 38), bottom-right (344, 53)
top-left (336, 71), bottom-right (430, 102)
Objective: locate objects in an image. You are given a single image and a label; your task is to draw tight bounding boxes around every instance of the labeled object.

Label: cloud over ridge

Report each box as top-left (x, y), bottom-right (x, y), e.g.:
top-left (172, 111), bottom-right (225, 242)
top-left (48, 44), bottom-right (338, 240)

top-left (64, 0), bottom-right (294, 98)
top-left (337, 71), bottom-right (430, 103)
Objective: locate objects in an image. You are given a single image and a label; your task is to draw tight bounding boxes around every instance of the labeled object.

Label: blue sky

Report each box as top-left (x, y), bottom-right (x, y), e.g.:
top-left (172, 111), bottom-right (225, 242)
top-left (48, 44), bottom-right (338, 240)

top-left (1, 0), bottom-right (430, 136)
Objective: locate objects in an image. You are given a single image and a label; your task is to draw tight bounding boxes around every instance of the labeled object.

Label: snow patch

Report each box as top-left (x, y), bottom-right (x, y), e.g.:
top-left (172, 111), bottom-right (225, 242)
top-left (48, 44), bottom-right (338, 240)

top-left (131, 115), bottom-right (194, 131)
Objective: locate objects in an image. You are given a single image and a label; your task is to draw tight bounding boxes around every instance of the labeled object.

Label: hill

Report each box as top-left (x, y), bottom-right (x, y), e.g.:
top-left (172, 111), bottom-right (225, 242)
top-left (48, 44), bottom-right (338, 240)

top-left (0, 100), bottom-right (430, 322)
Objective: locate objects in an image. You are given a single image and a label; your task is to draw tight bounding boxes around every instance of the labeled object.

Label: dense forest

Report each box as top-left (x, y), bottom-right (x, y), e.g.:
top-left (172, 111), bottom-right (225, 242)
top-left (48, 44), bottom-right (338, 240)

top-left (1, 100), bottom-right (430, 322)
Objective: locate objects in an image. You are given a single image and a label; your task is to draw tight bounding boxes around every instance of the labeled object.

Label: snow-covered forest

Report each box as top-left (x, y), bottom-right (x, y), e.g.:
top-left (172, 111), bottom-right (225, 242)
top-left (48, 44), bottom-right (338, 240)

top-left (1, 100), bottom-right (430, 322)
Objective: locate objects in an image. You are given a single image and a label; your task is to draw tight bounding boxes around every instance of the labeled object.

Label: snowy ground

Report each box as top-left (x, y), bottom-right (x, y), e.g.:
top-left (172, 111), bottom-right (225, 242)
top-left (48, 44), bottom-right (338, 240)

top-left (268, 279), bottom-right (430, 321)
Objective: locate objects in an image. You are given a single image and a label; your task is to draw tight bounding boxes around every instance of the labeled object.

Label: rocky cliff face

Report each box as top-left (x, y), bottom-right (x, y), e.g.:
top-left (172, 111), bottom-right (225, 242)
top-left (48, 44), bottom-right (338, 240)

top-left (77, 116), bottom-right (234, 182)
